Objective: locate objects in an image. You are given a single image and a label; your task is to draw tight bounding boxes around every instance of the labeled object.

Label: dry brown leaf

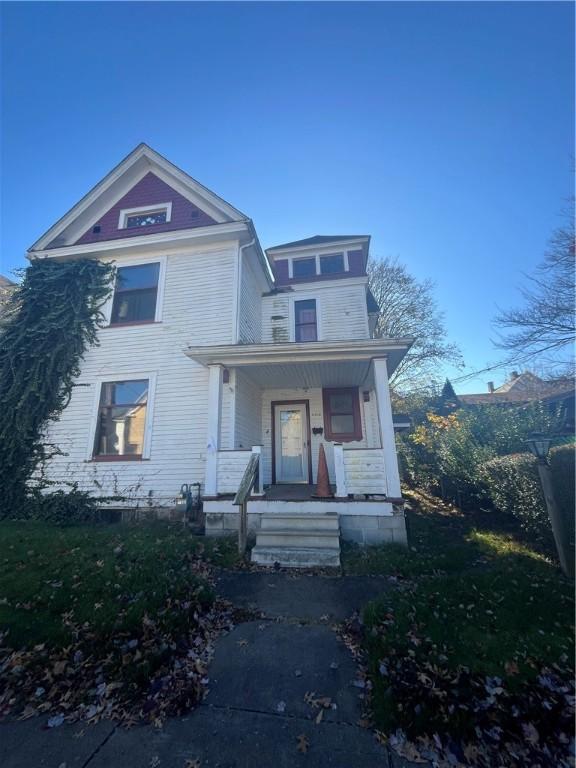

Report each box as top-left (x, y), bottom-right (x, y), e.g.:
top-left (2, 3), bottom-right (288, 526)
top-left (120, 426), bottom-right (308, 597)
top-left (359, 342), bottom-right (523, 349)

top-left (296, 734), bottom-right (310, 753)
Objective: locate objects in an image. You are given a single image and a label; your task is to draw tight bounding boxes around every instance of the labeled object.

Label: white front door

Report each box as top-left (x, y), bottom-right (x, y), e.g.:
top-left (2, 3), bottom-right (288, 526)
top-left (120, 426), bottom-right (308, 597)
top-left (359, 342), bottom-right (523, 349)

top-left (274, 403), bottom-right (309, 483)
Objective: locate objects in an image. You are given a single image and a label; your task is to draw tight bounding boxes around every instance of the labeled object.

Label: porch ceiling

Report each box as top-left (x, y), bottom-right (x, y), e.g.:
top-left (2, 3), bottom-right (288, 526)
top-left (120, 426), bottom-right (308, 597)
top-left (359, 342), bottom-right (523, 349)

top-left (185, 338), bottom-right (413, 388)
top-left (245, 359), bottom-right (373, 388)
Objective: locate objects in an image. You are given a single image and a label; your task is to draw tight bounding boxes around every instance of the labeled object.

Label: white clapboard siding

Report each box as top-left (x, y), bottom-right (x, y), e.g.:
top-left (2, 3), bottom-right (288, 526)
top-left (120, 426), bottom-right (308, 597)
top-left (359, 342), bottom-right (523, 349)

top-left (216, 450), bottom-right (252, 494)
top-left (42, 245), bottom-right (238, 506)
top-left (238, 252), bottom-right (262, 343)
top-left (343, 449), bottom-right (387, 496)
top-left (261, 281), bottom-right (369, 344)
top-left (234, 369), bottom-right (262, 449)
top-left (261, 294), bottom-right (290, 344)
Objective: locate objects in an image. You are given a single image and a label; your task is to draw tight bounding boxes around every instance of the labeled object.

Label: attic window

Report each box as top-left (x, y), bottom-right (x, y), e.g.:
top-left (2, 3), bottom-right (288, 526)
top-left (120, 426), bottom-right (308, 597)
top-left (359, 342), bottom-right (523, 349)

top-left (320, 253), bottom-right (344, 274)
top-left (292, 258), bottom-right (316, 278)
top-left (118, 203), bottom-right (172, 230)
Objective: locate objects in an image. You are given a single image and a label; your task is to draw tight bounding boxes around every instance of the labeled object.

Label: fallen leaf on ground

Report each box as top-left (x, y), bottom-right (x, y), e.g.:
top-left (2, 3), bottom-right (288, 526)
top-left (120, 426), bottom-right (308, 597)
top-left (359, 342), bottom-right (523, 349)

top-left (296, 734), bottom-right (309, 753)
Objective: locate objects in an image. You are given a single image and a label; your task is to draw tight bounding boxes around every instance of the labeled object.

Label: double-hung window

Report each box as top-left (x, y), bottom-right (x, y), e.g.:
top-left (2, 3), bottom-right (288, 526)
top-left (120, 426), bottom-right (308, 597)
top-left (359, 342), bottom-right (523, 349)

top-left (110, 262), bottom-right (160, 325)
top-left (322, 387), bottom-right (362, 442)
top-left (294, 299), bottom-right (317, 342)
top-left (93, 379), bottom-right (149, 460)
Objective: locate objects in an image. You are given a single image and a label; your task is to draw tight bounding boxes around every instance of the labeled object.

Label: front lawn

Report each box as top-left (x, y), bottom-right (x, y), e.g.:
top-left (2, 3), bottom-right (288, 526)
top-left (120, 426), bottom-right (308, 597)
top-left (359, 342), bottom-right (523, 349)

top-left (342, 490), bottom-right (575, 767)
top-left (0, 521), bottom-right (240, 724)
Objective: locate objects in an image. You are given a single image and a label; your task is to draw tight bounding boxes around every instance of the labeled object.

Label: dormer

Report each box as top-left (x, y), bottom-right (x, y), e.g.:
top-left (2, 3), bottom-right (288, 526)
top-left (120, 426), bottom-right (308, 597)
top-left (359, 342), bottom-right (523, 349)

top-left (266, 235), bottom-right (370, 287)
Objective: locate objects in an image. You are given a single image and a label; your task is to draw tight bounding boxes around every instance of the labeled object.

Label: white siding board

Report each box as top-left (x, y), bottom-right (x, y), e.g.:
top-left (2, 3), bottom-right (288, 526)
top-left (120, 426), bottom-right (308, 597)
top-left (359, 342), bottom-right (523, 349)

top-left (238, 253), bottom-right (262, 343)
top-left (42, 246), bottom-right (237, 506)
top-left (261, 282), bottom-right (369, 344)
top-left (234, 370), bottom-right (262, 449)
top-left (343, 449), bottom-right (387, 495)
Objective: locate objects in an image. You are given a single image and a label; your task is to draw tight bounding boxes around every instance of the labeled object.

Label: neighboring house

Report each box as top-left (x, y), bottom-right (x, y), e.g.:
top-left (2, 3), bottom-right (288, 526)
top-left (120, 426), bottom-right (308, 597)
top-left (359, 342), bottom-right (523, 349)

top-left (28, 144), bottom-right (412, 564)
top-left (459, 371), bottom-right (575, 433)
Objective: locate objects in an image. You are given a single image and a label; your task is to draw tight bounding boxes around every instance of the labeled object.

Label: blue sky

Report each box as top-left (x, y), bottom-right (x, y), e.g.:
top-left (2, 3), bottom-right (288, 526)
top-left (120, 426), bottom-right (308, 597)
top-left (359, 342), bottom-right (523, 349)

top-left (1, 2), bottom-right (573, 393)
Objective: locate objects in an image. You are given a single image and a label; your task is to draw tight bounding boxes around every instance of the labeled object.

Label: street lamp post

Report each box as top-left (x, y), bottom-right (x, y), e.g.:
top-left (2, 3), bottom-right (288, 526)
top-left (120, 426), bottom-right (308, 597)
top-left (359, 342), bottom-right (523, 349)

top-left (526, 433), bottom-right (573, 579)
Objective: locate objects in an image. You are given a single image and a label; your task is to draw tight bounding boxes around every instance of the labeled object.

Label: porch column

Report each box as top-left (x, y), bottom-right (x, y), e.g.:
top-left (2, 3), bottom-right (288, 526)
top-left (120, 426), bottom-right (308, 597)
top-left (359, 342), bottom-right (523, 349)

top-left (373, 357), bottom-right (402, 499)
top-left (204, 364), bottom-right (223, 496)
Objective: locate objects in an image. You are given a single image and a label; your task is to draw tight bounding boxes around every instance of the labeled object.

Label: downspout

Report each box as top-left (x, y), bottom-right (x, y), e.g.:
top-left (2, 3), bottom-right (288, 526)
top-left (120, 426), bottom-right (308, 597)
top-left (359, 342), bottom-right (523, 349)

top-left (230, 237), bottom-right (255, 450)
top-left (234, 237), bottom-right (255, 343)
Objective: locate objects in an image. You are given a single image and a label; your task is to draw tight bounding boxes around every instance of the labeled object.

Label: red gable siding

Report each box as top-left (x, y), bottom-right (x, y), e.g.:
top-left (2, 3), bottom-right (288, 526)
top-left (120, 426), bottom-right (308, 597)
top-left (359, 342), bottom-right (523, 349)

top-left (73, 172), bottom-right (217, 247)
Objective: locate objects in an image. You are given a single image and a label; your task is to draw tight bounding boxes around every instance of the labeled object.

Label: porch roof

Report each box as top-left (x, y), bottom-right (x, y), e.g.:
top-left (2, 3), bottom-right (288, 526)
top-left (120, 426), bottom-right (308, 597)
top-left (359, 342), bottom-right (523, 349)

top-left (185, 338), bottom-right (412, 388)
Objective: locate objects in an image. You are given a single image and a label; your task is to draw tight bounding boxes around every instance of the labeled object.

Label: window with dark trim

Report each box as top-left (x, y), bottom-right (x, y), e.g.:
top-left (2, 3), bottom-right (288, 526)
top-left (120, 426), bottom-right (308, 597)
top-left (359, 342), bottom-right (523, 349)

top-left (294, 299), bottom-right (317, 342)
top-left (93, 380), bottom-right (149, 459)
top-left (322, 387), bottom-right (362, 442)
top-left (292, 257), bottom-right (316, 278)
top-left (110, 263), bottom-right (160, 325)
top-left (320, 253), bottom-right (344, 274)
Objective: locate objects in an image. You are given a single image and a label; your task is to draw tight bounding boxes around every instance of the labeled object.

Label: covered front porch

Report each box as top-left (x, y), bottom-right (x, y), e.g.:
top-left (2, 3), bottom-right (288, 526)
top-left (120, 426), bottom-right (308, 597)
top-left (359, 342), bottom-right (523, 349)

top-left (186, 339), bottom-right (411, 547)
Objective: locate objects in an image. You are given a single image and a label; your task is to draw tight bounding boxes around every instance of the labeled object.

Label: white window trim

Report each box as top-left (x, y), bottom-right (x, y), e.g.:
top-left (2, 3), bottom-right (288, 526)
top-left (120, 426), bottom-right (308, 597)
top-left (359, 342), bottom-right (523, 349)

top-left (287, 250), bottom-right (351, 279)
top-left (118, 202), bottom-right (173, 230)
top-left (289, 295), bottom-right (323, 342)
top-left (86, 371), bottom-right (158, 461)
top-left (103, 255), bottom-right (167, 326)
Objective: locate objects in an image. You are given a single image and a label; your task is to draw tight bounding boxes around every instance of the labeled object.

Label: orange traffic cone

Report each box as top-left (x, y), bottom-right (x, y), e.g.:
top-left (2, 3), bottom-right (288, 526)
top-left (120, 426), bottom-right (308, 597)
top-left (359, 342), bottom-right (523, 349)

top-left (313, 443), bottom-right (333, 498)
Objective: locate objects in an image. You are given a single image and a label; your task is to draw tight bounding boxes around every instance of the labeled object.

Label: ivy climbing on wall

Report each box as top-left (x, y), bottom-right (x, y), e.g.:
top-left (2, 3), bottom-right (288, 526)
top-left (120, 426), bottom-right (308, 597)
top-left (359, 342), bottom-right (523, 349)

top-left (0, 258), bottom-right (114, 517)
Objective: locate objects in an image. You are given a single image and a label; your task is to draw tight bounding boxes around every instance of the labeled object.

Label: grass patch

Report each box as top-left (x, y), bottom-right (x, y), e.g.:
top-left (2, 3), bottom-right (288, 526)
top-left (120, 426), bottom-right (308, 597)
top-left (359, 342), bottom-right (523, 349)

top-left (0, 521), bottom-right (239, 649)
top-left (346, 490), bottom-right (575, 765)
top-left (0, 522), bottom-right (241, 723)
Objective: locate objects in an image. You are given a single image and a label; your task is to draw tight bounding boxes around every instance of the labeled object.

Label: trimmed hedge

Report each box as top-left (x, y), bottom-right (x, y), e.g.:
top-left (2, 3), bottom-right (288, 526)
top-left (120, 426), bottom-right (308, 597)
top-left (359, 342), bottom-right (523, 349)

top-left (481, 453), bottom-right (548, 538)
top-left (482, 446), bottom-right (575, 556)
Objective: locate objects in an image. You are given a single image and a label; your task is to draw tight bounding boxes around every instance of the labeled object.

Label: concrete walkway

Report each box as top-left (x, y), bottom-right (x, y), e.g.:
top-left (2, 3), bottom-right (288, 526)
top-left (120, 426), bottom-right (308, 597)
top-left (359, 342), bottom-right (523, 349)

top-left (1, 572), bottom-right (414, 768)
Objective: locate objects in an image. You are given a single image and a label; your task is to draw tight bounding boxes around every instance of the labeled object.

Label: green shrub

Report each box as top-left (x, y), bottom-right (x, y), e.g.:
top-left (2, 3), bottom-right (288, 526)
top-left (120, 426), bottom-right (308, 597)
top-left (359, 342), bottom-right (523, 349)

top-left (15, 487), bottom-right (117, 524)
top-left (481, 453), bottom-right (549, 538)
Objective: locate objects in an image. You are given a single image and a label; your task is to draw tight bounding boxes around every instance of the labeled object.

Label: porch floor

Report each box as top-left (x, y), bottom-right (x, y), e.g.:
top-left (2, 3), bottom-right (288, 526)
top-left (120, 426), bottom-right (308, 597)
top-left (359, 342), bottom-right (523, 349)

top-left (263, 484), bottom-right (335, 501)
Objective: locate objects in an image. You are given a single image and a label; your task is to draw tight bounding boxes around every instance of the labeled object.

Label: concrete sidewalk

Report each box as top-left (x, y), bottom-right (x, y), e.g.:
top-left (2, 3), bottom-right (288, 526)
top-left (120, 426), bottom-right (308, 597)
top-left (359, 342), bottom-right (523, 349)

top-left (1, 572), bottom-right (416, 768)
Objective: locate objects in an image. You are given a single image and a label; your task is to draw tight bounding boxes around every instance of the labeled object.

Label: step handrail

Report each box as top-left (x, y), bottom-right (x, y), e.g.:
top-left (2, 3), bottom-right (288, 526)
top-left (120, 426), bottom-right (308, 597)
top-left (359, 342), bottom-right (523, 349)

top-left (233, 452), bottom-right (260, 555)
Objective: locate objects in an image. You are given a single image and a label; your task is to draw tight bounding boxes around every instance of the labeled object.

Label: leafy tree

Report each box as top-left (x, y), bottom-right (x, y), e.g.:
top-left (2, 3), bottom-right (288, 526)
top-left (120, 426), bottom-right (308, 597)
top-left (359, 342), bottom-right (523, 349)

top-left (0, 259), bottom-right (114, 515)
top-left (495, 201), bottom-right (575, 376)
top-left (368, 257), bottom-right (461, 392)
top-left (398, 401), bottom-right (564, 507)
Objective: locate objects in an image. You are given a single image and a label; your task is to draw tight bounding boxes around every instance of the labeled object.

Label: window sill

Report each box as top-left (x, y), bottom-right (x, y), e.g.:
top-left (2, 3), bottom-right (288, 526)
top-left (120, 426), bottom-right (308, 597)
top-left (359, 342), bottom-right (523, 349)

top-left (105, 320), bottom-right (160, 329)
top-left (325, 435), bottom-right (363, 443)
top-left (90, 455), bottom-right (147, 462)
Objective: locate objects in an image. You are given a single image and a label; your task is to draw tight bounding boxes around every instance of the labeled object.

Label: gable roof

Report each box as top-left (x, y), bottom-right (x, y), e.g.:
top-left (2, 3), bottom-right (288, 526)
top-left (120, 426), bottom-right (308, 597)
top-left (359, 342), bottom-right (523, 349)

top-left (29, 143), bottom-right (249, 254)
top-left (266, 235), bottom-right (369, 252)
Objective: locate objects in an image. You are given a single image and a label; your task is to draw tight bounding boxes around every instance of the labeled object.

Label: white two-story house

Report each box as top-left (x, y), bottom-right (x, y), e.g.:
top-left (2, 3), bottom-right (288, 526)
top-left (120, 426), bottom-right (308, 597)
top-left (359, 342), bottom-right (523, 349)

top-left (28, 144), bottom-right (412, 565)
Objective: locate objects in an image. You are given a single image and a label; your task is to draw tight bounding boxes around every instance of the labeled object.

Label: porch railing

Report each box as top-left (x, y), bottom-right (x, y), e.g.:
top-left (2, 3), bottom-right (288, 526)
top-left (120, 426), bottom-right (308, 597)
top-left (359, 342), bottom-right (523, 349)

top-left (233, 447), bottom-right (261, 555)
top-left (334, 445), bottom-right (387, 497)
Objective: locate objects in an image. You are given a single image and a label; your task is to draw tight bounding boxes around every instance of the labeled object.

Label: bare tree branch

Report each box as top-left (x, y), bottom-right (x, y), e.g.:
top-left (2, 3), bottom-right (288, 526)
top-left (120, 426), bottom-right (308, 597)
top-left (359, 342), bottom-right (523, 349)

top-left (494, 199), bottom-right (575, 377)
top-left (368, 256), bottom-right (462, 392)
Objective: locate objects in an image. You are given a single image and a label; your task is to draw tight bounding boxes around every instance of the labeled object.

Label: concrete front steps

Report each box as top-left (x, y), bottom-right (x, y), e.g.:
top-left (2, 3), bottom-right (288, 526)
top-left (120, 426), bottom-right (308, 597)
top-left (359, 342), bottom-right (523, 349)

top-left (251, 512), bottom-right (341, 568)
